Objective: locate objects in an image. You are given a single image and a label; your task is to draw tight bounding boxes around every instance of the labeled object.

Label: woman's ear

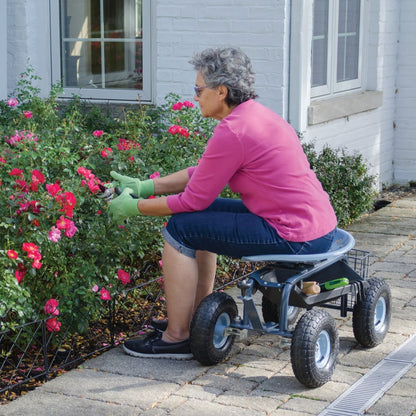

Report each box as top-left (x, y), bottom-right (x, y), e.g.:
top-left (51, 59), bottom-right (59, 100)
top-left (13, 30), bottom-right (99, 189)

top-left (217, 85), bottom-right (228, 101)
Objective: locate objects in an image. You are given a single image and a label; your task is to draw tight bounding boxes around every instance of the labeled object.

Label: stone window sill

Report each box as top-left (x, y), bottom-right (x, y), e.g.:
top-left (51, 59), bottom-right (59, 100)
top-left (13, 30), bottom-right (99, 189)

top-left (308, 90), bottom-right (383, 125)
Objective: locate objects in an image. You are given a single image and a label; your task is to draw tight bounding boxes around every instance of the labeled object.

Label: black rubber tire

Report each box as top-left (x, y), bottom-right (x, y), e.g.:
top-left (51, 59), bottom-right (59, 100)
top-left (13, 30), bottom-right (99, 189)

top-left (261, 295), bottom-right (300, 327)
top-left (291, 309), bottom-right (339, 388)
top-left (190, 292), bottom-right (238, 366)
top-left (352, 278), bottom-right (391, 347)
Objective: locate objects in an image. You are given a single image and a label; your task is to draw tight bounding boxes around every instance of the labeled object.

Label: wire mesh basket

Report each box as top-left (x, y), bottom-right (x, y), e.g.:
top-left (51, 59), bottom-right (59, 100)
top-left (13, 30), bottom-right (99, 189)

top-left (325, 249), bottom-right (370, 310)
top-left (347, 249), bottom-right (370, 279)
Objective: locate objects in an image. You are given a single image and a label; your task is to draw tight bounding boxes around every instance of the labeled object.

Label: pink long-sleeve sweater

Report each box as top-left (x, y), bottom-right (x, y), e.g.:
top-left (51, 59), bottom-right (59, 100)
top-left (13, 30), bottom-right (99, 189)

top-left (166, 99), bottom-right (337, 242)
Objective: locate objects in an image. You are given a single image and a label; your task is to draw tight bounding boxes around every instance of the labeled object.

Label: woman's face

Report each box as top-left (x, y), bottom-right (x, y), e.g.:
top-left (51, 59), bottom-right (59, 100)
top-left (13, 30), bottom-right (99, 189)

top-left (194, 72), bottom-right (233, 121)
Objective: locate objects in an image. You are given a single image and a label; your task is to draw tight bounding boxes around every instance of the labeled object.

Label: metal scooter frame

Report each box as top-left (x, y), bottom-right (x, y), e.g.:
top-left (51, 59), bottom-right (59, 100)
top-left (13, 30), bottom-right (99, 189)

top-left (190, 229), bottom-right (389, 388)
top-left (226, 229), bottom-right (365, 339)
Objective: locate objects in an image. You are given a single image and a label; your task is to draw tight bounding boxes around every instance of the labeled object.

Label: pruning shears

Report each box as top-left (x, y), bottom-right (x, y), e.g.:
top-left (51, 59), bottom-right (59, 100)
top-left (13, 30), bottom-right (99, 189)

top-left (97, 184), bottom-right (139, 200)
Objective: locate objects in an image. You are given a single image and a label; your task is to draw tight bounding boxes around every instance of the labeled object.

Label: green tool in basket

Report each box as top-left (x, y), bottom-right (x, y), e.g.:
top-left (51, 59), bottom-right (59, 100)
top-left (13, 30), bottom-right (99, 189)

top-left (320, 277), bottom-right (349, 291)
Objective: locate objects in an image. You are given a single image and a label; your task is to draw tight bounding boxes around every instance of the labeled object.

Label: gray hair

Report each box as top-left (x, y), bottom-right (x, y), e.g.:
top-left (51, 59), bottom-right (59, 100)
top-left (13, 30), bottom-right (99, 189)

top-left (190, 47), bottom-right (257, 106)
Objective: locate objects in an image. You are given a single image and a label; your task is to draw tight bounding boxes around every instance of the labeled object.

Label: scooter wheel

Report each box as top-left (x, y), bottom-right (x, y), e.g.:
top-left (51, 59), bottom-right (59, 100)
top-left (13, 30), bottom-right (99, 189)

top-left (190, 292), bottom-right (238, 366)
top-left (291, 308), bottom-right (339, 387)
top-left (352, 278), bottom-right (391, 347)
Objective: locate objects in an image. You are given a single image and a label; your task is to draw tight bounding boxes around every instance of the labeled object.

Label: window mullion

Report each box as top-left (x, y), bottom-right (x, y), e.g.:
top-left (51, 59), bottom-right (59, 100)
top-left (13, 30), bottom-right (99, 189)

top-left (310, 0), bottom-right (331, 98)
top-left (141, 0), bottom-right (152, 99)
top-left (100, 0), bottom-right (105, 89)
top-left (329, 0), bottom-right (338, 95)
top-left (334, 0), bottom-right (362, 93)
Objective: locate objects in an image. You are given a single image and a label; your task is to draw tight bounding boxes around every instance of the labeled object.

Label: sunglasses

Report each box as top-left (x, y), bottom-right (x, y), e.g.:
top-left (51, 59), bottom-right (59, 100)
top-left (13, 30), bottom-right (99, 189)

top-left (194, 85), bottom-right (207, 97)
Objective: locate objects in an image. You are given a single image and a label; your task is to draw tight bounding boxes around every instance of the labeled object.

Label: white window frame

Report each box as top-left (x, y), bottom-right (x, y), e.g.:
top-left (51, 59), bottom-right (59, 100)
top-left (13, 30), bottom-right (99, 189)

top-left (288, 0), bottom-right (379, 131)
top-left (0, 0), bottom-right (7, 99)
top-left (311, 0), bottom-right (364, 99)
top-left (49, 0), bottom-right (153, 103)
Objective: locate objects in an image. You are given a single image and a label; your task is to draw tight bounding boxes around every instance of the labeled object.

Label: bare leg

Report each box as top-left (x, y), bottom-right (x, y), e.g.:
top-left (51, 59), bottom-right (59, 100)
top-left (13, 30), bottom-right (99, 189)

top-left (194, 250), bottom-right (217, 313)
top-left (161, 241), bottom-right (198, 343)
top-left (161, 245), bottom-right (217, 343)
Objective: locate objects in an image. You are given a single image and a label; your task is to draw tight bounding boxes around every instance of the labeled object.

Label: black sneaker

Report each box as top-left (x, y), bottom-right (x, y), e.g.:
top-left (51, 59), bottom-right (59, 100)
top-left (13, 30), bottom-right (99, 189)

top-left (150, 318), bottom-right (168, 332)
top-left (123, 331), bottom-right (193, 360)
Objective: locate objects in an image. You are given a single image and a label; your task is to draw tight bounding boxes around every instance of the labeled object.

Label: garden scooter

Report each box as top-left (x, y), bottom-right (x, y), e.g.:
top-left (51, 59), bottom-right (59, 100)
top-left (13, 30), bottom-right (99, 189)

top-left (189, 229), bottom-right (392, 387)
top-left (98, 185), bottom-right (392, 387)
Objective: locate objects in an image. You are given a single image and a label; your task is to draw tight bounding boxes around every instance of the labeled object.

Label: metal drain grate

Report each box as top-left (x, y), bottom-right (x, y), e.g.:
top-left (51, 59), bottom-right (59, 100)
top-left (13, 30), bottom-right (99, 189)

top-left (318, 334), bottom-right (416, 416)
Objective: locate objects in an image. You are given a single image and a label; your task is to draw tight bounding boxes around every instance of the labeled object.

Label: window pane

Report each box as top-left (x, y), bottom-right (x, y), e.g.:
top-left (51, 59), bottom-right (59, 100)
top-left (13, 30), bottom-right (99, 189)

top-left (62, 41), bottom-right (102, 88)
top-left (337, 0), bottom-right (360, 82)
top-left (104, 41), bottom-right (143, 89)
top-left (61, 0), bottom-right (98, 38)
top-left (311, 0), bottom-right (329, 88)
top-left (90, 0), bottom-right (101, 38)
top-left (60, 0), bottom-right (143, 90)
top-left (104, 1), bottom-right (125, 37)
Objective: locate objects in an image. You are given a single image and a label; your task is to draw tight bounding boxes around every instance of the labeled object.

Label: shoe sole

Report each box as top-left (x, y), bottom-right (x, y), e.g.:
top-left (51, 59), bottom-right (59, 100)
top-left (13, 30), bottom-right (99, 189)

top-left (123, 344), bottom-right (193, 360)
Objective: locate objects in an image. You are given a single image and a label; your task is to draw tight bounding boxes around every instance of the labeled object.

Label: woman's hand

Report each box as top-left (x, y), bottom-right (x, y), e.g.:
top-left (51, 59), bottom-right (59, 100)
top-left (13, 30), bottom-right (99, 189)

top-left (108, 187), bottom-right (141, 224)
top-left (110, 171), bottom-right (154, 198)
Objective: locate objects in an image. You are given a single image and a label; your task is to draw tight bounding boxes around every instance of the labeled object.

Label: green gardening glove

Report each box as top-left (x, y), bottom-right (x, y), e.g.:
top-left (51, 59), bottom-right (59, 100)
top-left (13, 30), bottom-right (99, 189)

top-left (110, 171), bottom-right (154, 198)
top-left (108, 187), bottom-right (141, 224)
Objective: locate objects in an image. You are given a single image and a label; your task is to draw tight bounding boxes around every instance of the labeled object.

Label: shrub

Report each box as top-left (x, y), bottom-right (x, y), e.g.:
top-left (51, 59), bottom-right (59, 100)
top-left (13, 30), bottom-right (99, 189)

top-left (0, 68), bottom-right (215, 333)
top-left (302, 142), bottom-right (376, 226)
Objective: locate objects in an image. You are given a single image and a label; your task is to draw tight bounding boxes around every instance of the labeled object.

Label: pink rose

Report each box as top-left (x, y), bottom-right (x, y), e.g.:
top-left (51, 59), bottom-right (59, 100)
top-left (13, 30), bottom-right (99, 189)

top-left (46, 182), bottom-right (62, 197)
top-left (168, 125), bottom-right (180, 135)
top-left (7, 250), bottom-right (18, 259)
top-left (100, 147), bottom-right (113, 158)
top-left (100, 287), bottom-right (111, 300)
top-left (178, 126), bottom-right (189, 138)
top-left (117, 269), bottom-right (130, 285)
top-left (9, 168), bottom-right (23, 177)
top-left (172, 102), bottom-right (183, 111)
top-left (46, 317), bottom-right (61, 332)
top-left (44, 299), bottom-right (60, 316)
top-left (56, 216), bottom-right (71, 230)
top-left (64, 221), bottom-right (78, 238)
top-left (48, 226), bottom-right (61, 243)
top-left (15, 263), bottom-right (26, 283)
top-left (7, 98), bottom-right (18, 107)
top-left (92, 130), bottom-right (104, 137)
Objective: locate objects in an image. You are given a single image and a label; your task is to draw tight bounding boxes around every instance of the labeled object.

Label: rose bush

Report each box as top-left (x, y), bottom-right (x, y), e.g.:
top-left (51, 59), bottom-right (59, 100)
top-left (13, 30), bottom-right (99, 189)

top-left (0, 67), bottom-right (216, 334)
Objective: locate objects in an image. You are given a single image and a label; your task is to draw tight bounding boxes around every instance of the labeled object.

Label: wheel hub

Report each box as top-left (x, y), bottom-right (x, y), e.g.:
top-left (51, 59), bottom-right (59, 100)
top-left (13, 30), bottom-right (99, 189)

top-left (315, 330), bottom-right (331, 368)
top-left (213, 312), bottom-right (231, 348)
top-left (374, 297), bottom-right (387, 332)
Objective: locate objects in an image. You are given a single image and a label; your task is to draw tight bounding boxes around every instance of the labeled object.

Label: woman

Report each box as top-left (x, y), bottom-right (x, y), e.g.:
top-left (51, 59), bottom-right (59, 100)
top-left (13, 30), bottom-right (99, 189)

top-left (108, 46), bottom-right (337, 359)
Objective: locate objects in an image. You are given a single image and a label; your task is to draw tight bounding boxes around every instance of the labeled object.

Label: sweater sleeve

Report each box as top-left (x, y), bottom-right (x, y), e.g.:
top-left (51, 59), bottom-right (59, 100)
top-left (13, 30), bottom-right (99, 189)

top-left (167, 122), bottom-right (243, 213)
top-left (187, 166), bottom-right (197, 178)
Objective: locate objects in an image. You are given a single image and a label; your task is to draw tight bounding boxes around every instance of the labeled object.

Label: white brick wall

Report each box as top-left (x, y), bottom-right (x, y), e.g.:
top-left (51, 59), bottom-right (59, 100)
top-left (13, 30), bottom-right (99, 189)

top-left (7, 0), bottom-right (27, 92)
top-left (0, 0), bottom-right (7, 100)
top-left (155, 0), bottom-right (289, 117)
top-left (302, 1), bottom-right (404, 189)
top-left (2, 0), bottom-right (415, 186)
top-left (394, 0), bottom-right (416, 183)
top-left (6, 0), bottom-right (51, 98)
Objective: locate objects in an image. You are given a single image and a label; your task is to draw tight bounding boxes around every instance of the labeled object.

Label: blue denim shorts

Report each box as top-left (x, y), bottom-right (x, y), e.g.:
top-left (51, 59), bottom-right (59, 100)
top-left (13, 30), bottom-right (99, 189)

top-left (162, 198), bottom-right (336, 259)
